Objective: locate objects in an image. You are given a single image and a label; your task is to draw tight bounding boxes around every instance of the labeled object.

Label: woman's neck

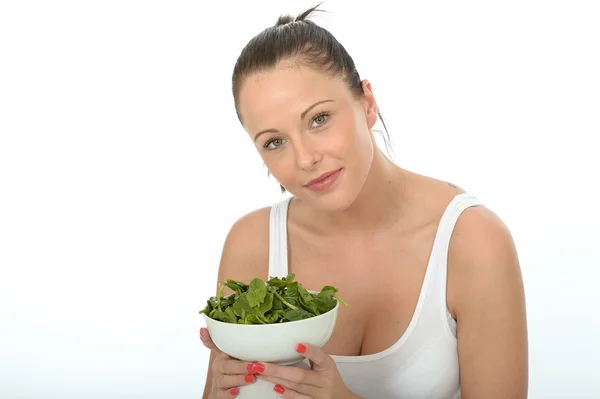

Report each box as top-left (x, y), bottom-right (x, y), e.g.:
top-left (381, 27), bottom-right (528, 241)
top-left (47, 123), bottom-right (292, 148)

top-left (320, 149), bottom-right (409, 233)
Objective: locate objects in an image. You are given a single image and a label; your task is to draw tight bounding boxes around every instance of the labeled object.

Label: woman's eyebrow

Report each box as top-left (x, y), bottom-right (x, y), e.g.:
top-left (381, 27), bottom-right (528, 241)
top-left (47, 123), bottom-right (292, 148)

top-left (253, 99), bottom-right (335, 141)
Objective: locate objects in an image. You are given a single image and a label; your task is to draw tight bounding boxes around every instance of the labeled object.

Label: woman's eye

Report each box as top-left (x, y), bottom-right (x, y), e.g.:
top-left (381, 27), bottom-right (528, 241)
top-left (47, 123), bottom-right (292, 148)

top-left (264, 138), bottom-right (284, 149)
top-left (311, 112), bottom-right (329, 128)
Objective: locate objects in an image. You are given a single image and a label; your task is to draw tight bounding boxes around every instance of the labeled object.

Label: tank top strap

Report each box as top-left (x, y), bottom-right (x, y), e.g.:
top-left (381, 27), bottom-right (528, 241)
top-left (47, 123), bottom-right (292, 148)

top-left (427, 192), bottom-right (484, 331)
top-left (268, 196), bottom-right (293, 279)
top-left (431, 192), bottom-right (483, 265)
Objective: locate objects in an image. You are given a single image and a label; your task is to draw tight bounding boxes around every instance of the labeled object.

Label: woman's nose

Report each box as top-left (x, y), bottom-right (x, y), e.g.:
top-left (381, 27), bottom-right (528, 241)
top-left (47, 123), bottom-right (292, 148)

top-left (295, 140), bottom-right (322, 171)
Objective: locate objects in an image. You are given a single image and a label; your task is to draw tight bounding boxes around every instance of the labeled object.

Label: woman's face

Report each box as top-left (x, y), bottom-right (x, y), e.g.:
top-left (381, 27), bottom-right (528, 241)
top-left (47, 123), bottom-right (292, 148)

top-left (237, 64), bottom-right (379, 211)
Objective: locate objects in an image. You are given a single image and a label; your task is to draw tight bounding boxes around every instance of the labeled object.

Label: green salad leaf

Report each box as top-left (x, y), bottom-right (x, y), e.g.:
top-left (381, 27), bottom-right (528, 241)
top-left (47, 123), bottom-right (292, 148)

top-left (199, 273), bottom-right (347, 324)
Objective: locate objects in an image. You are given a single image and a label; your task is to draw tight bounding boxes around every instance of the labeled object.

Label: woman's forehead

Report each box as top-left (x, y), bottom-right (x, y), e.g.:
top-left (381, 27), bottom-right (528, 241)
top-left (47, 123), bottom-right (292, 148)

top-left (237, 66), bottom-right (348, 126)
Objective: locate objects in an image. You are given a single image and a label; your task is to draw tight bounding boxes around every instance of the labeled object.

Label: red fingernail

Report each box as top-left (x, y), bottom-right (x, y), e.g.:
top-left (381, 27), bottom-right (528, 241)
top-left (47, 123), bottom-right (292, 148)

top-left (246, 363), bottom-right (254, 373)
top-left (296, 343), bottom-right (306, 353)
top-left (230, 387), bottom-right (238, 396)
top-left (244, 374), bottom-right (254, 383)
top-left (274, 384), bottom-right (285, 394)
top-left (252, 363), bottom-right (265, 373)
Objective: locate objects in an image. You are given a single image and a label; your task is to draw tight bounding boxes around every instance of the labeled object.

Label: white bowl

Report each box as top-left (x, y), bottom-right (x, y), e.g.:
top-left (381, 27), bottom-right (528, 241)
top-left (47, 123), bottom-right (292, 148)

top-left (202, 295), bottom-right (339, 365)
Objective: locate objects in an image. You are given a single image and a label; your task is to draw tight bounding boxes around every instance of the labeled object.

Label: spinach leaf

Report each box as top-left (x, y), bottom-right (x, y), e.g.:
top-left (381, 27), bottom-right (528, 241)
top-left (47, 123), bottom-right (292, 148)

top-left (199, 274), bottom-right (347, 324)
top-left (297, 285), bottom-right (319, 315)
top-left (247, 278), bottom-right (267, 308)
top-left (315, 286), bottom-right (338, 313)
top-left (284, 308), bottom-right (314, 321)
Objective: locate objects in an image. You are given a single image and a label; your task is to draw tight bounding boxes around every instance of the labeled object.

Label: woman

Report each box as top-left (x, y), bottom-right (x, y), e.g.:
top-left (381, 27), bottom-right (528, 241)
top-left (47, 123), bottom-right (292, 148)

top-left (200, 4), bottom-right (528, 399)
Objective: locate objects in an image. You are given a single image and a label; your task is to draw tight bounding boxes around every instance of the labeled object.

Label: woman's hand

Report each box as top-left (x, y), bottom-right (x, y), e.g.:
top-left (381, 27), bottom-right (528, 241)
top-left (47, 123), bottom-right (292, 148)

top-left (199, 327), bottom-right (261, 398)
top-left (256, 343), bottom-right (361, 399)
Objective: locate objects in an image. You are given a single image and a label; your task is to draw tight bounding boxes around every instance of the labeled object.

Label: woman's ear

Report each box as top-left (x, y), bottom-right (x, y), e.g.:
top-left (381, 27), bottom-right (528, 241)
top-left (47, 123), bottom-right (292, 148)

top-left (361, 79), bottom-right (378, 129)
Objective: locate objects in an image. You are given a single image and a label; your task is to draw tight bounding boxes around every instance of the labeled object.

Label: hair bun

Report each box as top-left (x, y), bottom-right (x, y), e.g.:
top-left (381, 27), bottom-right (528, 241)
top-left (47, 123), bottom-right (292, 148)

top-left (275, 2), bottom-right (324, 27)
top-left (275, 15), bottom-right (295, 26)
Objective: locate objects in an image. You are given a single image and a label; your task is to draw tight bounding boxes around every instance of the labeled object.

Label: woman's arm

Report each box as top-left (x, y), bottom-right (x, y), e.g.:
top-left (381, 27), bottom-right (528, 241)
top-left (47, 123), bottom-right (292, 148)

top-left (448, 206), bottom-right (529, 399)
top-left (201, 207), bottom-right (272, 399)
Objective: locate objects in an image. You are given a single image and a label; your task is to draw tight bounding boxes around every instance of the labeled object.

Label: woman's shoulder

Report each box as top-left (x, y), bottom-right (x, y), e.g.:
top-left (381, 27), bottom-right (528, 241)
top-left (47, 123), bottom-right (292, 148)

top-left (450, 203), bottom-right (516, 264)
top-left (223, 204), bottom-right (274, 257)
top-left (227, 205), bottom-right (272, 239)
top-left (445, 189), bottom-right (523, 317)
top-left (424, 174), bottom-right (517, 276)
top-left (215, 205), bottom-right (273, 292)
top-left (414, 173), bottom-right (521, 300)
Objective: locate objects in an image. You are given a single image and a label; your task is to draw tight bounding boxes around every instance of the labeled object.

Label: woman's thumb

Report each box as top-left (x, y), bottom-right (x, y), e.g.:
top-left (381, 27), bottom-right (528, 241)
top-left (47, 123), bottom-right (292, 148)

top-left (199, 327), bottom-right (220, 352)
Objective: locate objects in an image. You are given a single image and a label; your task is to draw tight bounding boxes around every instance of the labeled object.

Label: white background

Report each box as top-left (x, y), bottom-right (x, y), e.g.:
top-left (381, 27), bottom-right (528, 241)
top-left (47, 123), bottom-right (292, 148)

top-left (1, 1), bottom-right (599, 398)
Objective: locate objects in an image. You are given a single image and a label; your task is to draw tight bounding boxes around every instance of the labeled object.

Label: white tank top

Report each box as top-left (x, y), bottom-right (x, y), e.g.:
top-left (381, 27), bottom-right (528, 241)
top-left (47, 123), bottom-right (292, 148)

top-left (267, 192), bottom-right (483, 399)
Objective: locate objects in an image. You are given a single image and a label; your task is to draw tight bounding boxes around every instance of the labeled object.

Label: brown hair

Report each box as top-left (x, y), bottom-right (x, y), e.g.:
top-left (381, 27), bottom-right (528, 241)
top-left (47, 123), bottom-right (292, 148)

top-left (231, 3), bottom-right (392, 192)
